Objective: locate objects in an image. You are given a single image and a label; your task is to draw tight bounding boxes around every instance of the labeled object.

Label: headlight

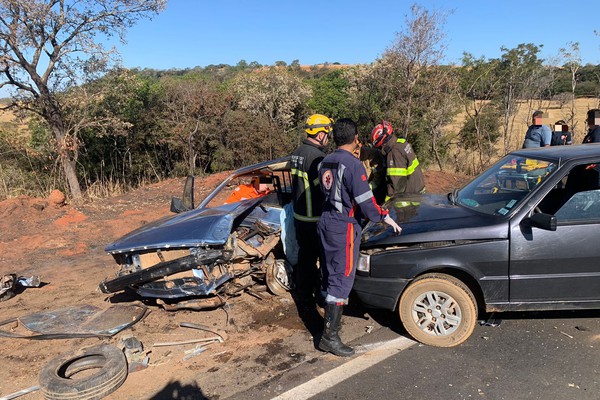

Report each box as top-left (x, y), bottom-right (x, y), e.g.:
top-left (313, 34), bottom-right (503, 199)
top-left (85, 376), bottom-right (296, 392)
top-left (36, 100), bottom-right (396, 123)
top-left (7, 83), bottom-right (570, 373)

top-left (357, 252), bottom-right (370, 273)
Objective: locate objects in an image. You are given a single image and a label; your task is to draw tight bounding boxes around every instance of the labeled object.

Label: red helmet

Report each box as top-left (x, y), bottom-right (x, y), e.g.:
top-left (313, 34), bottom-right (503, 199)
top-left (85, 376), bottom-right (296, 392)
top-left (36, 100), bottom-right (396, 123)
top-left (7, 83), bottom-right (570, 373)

top-left (371, 121), bottom-right (393, 148)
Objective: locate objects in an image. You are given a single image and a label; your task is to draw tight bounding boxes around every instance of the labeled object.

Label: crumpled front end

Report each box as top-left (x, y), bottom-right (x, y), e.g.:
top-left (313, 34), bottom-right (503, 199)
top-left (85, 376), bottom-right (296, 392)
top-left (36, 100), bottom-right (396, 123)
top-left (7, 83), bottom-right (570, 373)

top-left (100, 205), bottom-right (292, 310)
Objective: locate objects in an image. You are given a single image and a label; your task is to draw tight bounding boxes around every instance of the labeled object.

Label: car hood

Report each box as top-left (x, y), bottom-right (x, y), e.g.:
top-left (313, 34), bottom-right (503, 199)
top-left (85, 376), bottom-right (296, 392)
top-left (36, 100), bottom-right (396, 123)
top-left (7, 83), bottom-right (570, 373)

top-left (105, 199), bottom-right (262, 254)
top-left (362, 193), bottom-right (508, 248)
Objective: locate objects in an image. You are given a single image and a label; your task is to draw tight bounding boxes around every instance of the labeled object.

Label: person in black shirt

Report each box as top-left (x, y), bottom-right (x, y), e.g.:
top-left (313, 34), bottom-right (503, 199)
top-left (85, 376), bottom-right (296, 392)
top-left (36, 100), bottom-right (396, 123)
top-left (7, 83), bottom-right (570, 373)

top-left (583, 109), bottom-right (600, 143)
top-left (290, 114), bottom-right (332, 306)
top-left (551, 120), bottom-right (572, 146)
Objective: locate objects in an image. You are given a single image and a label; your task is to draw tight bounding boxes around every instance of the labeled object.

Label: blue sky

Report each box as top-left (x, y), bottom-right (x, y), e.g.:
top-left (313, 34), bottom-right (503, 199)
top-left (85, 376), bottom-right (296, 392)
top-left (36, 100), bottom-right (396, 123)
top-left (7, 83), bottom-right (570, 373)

top-left (113, 0), bottom-right (600, 69)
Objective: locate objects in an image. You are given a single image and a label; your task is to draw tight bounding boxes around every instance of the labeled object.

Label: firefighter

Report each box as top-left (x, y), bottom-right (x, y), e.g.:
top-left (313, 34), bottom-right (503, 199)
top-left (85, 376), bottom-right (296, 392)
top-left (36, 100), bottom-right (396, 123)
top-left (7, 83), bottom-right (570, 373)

top-left (371, 121), bottom-right (425, 201)
top-left (317, 118), bottom-right (402, 357)
top-left (290, 113), bottom-right (332, 306)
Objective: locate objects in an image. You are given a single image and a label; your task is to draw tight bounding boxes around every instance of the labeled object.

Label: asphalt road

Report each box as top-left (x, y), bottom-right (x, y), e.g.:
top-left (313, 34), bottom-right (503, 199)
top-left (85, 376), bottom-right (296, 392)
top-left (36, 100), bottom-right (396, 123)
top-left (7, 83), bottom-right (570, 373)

top-left (241, 309), bottom-right (600, 400)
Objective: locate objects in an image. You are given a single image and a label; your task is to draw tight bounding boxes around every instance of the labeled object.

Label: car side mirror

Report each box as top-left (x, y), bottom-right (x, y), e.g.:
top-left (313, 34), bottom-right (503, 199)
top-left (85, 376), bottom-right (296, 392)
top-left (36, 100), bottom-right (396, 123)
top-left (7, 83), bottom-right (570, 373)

top-left (170, 176), bottom-right (195, 213)
top-left (526, 212), bottom-right (557, 231)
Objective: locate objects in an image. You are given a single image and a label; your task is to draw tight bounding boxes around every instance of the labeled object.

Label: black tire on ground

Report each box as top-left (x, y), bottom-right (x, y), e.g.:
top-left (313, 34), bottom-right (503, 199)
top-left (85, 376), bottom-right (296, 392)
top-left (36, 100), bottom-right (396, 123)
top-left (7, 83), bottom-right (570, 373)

top-left (39, 344), bottom-right (128, 400)
top-left (399, 273), bottom-right (477, 348)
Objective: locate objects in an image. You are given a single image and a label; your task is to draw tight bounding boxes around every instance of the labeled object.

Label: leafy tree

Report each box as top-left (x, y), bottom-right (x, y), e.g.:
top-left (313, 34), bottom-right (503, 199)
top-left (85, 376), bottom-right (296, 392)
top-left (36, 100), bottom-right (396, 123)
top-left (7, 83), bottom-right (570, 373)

top-left (211, 109), bottom-right (274, 171)
top-left (306, 70), bottom-right (350, 120)
top-left (159, 75), bottom-right (230, 174)
top-left (231, 68), bottom-right (312, 158)
top-left (0, 0), bottom-right (166, 200)
top-left (496, 43), bottom-right (546, 153)
top-left (458, 54), bottom-right (503, 172)
top-left (342, 64), bottom-right (384, 136)
top-left (73, 69), bottom-right (165, 187)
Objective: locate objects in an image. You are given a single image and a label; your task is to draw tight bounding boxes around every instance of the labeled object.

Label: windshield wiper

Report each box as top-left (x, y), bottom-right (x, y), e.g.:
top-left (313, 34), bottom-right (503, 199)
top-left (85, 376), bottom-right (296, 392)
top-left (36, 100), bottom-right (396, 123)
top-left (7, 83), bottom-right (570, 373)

top-left (448, 188), bottom-right (459, 205)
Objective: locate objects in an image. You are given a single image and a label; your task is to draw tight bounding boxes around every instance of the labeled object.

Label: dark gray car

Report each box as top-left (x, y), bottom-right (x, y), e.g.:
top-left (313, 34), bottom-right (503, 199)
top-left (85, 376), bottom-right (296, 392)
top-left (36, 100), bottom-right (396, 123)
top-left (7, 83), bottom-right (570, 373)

top-left (354, 144), bottom-right (600, 347)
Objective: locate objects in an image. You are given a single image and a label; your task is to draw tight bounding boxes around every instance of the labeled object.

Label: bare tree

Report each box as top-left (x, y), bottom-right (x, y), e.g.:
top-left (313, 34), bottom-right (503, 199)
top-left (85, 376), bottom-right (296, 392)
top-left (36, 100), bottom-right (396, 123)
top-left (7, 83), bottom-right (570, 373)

top-left (0, 0), bottom-right (166, 199)
top-left (558, 42), bottom-right (581, 135)
top-left (377, 4), bottom-right (450, 135)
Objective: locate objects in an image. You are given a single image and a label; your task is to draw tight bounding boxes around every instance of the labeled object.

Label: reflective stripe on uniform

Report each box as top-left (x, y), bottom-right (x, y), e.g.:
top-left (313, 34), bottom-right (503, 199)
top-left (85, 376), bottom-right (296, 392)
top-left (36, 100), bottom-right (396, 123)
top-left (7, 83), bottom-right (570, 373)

top-left (293, 212), bottom-right (320, 222)
top-left (354, 190), bottom-right (375, 205)
top-left (291, 167), bottom-right (315, 219)
top-left (387, 158), bottom-right (420, 177)
top-left (333, 163), bottom-right (345, 213)
top-left (345, 222), bottom-right (354, 277)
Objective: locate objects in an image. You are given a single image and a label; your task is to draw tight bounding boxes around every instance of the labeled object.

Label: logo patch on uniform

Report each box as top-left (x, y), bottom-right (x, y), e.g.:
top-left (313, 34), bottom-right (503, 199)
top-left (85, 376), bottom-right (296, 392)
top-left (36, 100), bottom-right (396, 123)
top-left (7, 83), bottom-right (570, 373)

top-left (322, 170), bottom-right (334, 190)
top-left (361, 174), bottom-right (367, 181)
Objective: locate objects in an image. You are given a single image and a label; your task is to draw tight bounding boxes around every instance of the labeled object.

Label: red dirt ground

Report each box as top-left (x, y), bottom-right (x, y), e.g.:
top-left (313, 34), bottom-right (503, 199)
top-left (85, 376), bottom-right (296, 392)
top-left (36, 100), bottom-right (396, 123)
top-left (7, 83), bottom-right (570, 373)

top-left (0, 170), bottom-right (468, 399)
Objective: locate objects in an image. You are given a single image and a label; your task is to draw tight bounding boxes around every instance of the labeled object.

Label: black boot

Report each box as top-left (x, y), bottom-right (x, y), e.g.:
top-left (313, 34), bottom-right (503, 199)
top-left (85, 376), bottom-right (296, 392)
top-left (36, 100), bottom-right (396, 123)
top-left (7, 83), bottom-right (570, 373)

top-left (318, 303), bottom-right (355, 357)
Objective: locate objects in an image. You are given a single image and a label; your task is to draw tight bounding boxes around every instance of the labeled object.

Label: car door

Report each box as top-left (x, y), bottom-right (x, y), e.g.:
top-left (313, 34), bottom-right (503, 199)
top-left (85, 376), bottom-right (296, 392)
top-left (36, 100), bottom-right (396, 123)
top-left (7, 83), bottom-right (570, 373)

top-left (509, 163), bottom-right (600, 305)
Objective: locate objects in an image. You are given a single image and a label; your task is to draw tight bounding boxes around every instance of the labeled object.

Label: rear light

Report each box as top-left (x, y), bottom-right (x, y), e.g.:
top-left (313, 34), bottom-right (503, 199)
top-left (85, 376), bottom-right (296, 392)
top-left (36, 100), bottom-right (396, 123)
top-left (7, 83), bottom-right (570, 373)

top-left (357, 252), bottom-right (370, 273)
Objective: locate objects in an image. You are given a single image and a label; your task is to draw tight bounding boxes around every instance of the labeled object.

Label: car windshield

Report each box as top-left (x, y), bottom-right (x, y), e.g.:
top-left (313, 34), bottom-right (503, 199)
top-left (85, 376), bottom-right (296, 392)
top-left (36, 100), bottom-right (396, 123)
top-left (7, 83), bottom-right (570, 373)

top-left (454, 155), bottom-right (558, 216)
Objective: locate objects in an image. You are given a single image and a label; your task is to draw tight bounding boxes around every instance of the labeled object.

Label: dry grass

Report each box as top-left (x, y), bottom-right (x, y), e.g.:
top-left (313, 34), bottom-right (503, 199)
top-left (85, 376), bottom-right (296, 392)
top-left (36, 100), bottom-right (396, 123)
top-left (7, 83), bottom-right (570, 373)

top-left (440, 98), bottom-right (600, 175)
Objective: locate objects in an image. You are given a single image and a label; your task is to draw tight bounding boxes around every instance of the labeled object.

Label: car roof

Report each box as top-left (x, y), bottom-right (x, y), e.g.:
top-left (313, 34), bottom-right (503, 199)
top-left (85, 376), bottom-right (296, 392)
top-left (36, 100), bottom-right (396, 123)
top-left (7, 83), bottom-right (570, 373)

top-left (229, 156), bottom-right (291, 176)
top-left (511, 143), bottom-right (600, 163)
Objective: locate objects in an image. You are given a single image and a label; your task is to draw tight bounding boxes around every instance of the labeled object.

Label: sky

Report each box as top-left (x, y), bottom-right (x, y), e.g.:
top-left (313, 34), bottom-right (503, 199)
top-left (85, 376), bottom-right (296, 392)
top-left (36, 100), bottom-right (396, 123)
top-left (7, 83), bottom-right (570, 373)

top-left (111, 0), bottom-right (600, 70)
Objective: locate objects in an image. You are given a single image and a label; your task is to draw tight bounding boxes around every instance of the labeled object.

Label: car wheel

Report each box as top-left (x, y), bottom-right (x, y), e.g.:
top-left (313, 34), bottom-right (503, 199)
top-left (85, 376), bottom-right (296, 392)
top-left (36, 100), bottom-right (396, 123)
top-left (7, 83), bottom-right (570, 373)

top-left (39, 344), bottom-right (128, 400)
top-left (399, 273), bottom-right (477, 347)
top-left (266, 259), bottom-right (293, 296)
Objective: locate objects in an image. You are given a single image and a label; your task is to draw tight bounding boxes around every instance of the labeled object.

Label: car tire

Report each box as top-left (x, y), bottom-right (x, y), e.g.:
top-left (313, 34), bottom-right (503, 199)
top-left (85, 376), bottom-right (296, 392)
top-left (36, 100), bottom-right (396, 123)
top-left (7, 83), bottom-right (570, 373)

top-left (39, 344), bottom-right (128, 400)
top-left (266, 259), bottom-right (293, 296)
top-left (399, 273), bottom-right (477, 348)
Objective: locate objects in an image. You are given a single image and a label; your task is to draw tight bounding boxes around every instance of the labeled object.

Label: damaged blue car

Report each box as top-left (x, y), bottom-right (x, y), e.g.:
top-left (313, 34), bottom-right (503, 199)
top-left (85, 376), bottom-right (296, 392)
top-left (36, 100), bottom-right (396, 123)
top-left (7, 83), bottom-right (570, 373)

top-left (100, 157), bottom-right (297, 311)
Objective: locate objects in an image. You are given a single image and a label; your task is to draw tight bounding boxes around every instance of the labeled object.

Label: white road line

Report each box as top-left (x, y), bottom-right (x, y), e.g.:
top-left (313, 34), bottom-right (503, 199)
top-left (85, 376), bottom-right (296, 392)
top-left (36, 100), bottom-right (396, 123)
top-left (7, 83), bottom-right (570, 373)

top-left (271, 336), bottom-right (416, 400)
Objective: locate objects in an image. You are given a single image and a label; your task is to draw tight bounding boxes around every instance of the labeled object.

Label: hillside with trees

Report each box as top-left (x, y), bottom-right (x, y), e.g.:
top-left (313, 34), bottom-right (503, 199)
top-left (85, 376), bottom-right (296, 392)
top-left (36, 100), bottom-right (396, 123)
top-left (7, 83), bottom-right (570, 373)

top-left (1, 3), bottom-right (600, 201)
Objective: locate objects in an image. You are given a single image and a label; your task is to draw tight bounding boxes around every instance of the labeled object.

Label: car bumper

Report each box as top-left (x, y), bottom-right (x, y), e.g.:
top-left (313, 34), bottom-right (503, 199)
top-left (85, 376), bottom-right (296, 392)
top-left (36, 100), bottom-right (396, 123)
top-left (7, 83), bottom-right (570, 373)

top-left (352, 274), bottom-right (411, 311)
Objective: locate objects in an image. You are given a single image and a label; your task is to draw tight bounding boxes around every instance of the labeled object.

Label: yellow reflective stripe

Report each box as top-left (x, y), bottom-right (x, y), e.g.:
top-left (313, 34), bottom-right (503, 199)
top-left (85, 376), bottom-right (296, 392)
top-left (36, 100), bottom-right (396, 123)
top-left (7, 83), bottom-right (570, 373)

top-left (385, 195), bottom-right (391, 202)
top-left (293, 212), bottom-right (320, 222)
top-left (397, 138), bottom-right (406, 143)
top-left (291, 168), bottom-right (314, 217)
top-left (387, 158), bottom-right (420, 177)
top-left (313, 177), bottom-right (320, 186)
top-left (394, 201), bottom-right (420, 207)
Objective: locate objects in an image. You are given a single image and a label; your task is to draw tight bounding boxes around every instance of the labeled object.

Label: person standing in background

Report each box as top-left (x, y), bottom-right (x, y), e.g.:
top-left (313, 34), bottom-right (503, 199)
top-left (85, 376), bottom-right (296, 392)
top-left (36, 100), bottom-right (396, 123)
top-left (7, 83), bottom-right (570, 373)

top-left (370, 121), bottom-right (425, 201)
top-left (583, 109), bottom-right (600, 143)
top-left (551, 120), bottom-right (572, 146)
top-left (523, 110), bottom-right (552, 148)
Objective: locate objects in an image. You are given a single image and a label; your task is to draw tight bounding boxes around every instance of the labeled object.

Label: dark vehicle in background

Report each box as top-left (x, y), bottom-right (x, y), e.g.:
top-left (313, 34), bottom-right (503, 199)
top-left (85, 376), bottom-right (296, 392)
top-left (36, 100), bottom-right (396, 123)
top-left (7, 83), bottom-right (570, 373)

top-left (100, 157), bottom-right (297, 311)
top-left (355, 144), bottom-right (600, 347)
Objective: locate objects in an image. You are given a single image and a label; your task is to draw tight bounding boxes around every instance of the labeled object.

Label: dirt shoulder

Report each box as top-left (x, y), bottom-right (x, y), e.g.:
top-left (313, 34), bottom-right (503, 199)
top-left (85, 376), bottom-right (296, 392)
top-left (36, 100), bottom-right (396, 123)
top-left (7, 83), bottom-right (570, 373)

top-left (0, 170), bottom-right (468, 399)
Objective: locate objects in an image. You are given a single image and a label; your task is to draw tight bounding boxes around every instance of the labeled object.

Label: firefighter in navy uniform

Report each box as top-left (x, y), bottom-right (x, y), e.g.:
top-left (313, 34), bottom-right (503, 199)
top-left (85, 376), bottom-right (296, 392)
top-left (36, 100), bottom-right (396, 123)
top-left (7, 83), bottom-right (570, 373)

top-left (371, 121), bottom-right (425, 201)
top-left (317, 118), bottom-right (402, 357)
top-left (290, 114), bottom-right (332, 305)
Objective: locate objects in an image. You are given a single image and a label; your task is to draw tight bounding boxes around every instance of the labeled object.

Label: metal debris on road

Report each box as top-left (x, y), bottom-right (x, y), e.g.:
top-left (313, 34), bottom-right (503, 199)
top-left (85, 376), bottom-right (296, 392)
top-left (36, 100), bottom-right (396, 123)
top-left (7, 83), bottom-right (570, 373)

top-left (560, 331), bottom-right (574, 339)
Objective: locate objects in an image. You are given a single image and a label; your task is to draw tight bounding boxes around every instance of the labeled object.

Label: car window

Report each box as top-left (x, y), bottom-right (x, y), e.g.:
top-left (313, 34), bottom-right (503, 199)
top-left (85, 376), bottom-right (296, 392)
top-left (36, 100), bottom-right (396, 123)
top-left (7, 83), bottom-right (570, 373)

top-left (535, 163), bottom-right (600, 217)
top-left (555, 190), bottom-right (600, 222)
top-left (204, 171), bottom-right (293, 209)
top-left (456, 156), bottom-right (557, 216)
